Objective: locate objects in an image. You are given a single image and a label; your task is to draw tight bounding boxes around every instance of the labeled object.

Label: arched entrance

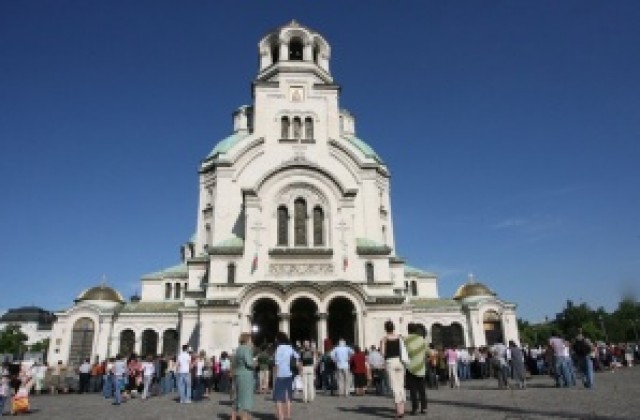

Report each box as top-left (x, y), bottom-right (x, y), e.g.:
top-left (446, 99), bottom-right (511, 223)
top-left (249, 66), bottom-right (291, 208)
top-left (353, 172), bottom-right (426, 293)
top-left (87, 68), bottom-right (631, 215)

top-left (141, 329), bottom-right (158, 357)
top-left (251, 298), bottom-right (280, 347)
top-left (162, 329), bottom-right (178, 357)
top-left (483, 310), bottom-right (503, 345)
top-left (327, 297), bottom-right (357, 346)
top-left (119, 329), bottom-right (135, 357)
top-left (68, 317), bottom-right (95, 367)
top-left (431, 323), bottom-right (464, 349)
top-left (289, 297), bottom-right (318, 345)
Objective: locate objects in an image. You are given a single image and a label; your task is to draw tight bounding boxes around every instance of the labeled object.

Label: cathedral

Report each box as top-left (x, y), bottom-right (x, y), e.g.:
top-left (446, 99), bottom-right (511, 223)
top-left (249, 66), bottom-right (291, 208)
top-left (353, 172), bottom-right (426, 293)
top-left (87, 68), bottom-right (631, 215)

top-left (48, 21), bottom-right (519, 366)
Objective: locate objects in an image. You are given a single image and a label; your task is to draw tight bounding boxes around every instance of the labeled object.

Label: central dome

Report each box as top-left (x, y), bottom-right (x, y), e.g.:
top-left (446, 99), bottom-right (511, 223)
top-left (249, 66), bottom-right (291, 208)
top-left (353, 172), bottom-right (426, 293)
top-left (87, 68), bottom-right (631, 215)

top-left (76, 285), bottom-right (124, 304)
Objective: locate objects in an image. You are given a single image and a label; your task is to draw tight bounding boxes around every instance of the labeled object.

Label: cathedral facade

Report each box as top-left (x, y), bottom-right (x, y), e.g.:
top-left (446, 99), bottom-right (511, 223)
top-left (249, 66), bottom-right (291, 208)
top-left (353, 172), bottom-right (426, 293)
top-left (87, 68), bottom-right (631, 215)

top-left (49, 21), bottom-right (519, 366)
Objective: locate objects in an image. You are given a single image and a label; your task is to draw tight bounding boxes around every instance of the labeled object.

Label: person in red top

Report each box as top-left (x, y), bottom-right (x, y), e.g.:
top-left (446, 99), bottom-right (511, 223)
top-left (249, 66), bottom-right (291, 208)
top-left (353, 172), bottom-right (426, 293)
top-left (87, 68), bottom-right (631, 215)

top-left (350, 346), bottom-right (368, 396)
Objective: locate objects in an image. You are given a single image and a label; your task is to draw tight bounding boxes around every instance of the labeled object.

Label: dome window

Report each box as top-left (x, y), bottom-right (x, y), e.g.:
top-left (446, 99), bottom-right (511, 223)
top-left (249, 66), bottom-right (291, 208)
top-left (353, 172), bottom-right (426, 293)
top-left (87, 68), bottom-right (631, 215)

top-left (289, 37), bottom-right (304, 60)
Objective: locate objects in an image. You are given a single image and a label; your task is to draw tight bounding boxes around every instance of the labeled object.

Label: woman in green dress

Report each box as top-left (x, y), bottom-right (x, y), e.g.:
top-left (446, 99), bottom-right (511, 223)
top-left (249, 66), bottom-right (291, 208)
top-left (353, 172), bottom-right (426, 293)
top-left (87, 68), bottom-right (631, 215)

top-left (232, 333), bottom-right (256, 420)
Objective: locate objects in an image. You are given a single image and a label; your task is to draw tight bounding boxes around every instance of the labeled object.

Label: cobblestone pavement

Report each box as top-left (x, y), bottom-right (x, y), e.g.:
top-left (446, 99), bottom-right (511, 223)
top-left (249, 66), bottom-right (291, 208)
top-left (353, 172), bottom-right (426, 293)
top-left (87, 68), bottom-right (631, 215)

top-left (13, 367), bottom-right (640, 419)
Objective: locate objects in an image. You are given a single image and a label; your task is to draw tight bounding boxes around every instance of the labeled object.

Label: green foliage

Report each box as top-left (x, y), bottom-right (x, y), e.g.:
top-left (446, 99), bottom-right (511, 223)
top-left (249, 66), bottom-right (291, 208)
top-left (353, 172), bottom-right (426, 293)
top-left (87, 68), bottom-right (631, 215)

top-left (30, 338), bottom-right (50, 352)
top-left (519, 297), bottom-right (640, 344)
top-left (0, 324), bottom-right (28, 354)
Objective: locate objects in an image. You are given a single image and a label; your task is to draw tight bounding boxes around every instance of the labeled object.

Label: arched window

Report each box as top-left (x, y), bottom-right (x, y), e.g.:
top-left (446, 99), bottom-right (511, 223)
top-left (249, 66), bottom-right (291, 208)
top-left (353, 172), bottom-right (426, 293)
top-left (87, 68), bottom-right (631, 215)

top-left (313, 43), bottom-right (320, 63)
top-left (271, 42), bottom-right (280, 64)
top-left (289, 37), bottom-right (303, 60)
top-left (411, 280), bottom-right (418, 296)
top-left (292, 117), bottom-right (302, 139)
top-left (141, 329), bottom-right (158, 358)
top-left (162, 329), bottom-right (178, 357)
top-left (304, 117), bottom-right (314, 140)
top-left (313, 206), bottom-right (324, 246)
top-left (277, 206), bottom-right (289, 246)
top-left (431, 324), bottom-right (443, 349)
top-left (68, 317), bottom-right (95, 367)
top-left (227, 263), bottom-right (236, 284)
top-left (294, 198), bottom-right (307, 246)
top-left (174, 282), bottom-right (181, 300)
top-left (366, 262), bottom-right (375, 284)
top-left (165, 283), bottom-right (172, 300)
top-left (119, 329), bottom-right (135, 357)
top-left (281, 116), bottom-right (290, 139)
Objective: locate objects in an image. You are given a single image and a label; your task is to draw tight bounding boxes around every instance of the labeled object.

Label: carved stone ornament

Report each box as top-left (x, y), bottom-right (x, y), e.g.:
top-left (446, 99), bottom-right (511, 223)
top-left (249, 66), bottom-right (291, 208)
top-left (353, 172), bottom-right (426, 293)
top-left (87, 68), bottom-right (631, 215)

top-left (268, 263), bottom-right (334, 277)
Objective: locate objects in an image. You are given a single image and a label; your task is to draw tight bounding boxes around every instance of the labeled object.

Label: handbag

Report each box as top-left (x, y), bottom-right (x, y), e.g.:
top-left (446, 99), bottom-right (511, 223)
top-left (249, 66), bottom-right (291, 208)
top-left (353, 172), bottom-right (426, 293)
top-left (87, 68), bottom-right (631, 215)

top-left (290, 354), bottom-right (299, 375)
top-left (400, 337), bottom-right (410, 367)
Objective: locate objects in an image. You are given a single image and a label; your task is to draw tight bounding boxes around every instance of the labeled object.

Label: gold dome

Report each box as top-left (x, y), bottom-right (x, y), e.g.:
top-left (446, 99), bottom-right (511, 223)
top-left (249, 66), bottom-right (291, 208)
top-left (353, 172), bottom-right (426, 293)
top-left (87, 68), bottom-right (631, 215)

top-left (76, 285), bottom-right (124, 304)
top-left (453, 281), bottom-right (496, 300)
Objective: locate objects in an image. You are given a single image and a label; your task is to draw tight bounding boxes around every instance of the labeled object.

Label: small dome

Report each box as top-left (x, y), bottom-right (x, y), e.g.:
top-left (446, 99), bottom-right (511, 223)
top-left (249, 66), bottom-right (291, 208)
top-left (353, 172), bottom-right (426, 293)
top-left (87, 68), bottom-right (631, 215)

top-left (76, 285), bottom-right (124, 304)
top-left (453, 280), bottom-right (496, 300)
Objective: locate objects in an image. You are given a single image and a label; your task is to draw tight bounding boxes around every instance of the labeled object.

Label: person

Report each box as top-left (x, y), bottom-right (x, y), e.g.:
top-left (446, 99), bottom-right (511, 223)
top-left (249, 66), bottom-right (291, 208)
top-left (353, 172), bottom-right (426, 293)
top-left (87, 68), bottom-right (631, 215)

top-left (491, 342), bottom-right (510, 389)
top-left (331, 339), bottom-right (353, 397)
top-left (30, 361), bottom-right (46, 395)
top-left (549, 332), bottom-right (571, 387)
top-left (573, 329), bottom-right (594, 389)
top-left (426, 344), bottom-right (439, 389)
top-left (300, 340), bottom-right (316, 403)
top-left (367, 345), bottom-right (386, 395)
top-left (112, 354), bottom-right (127, 405)
top-left (405, 323), bottom-right (427, 415)
top-left (193, 351), bottom-right (206, 401)
top-left (219, 352), bottom-right (232, 393)
top-left (141, 355), bottom-right (155, 400)
top-left (256, 346), bottom-right (271, 394)
top-left (320, 349), bottom-right (337, 395)
top-left (77, 358), bottom-right (91, 394)
top-left (509, 341), bottom-right (526, 389)
top-left (444, 345), bottom-right (460, 388)
top-left (273, 331), bottom-right (299, 420)
top-left (176, 345), bottom-right (192, 403)
top-left (380, 320), bottom-right (406, 419)
top-left (350, 345), bottom-right (367, 396)
top-left (231, 333), bottom-right (256, 420)
top-left (0, 374), bottom-right (9, 416)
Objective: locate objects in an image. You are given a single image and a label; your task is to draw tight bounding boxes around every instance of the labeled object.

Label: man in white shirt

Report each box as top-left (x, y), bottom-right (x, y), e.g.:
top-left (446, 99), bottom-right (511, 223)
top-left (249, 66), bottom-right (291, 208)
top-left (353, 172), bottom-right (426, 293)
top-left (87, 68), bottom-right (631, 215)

top-left (331, 339), bottom-right (353, 397)
top-left (78, 359), bottom-right (91, 394)
top-left (177, 345), bottom-right (192, 403)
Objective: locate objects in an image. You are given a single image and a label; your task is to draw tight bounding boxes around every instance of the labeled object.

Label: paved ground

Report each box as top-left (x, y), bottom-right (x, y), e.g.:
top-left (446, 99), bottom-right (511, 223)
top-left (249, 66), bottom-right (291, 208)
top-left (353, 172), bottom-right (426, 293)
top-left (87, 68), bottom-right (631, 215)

top-left (11, 367), bottom-right (640, 419)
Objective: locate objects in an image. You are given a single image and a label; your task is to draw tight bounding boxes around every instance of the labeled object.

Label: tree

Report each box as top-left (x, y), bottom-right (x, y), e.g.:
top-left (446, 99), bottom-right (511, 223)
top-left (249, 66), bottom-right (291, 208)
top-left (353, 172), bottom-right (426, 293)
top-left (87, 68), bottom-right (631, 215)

top-left (0, 324), bottom-right (28, 355)
top-left (30, 338), bottom-right (50, 353)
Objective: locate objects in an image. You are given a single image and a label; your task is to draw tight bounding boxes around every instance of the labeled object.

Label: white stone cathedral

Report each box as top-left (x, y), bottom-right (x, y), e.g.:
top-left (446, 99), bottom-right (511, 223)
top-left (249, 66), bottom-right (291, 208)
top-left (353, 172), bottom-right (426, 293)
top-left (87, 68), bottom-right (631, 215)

top-left (49, 21), bottom-right (519, 366)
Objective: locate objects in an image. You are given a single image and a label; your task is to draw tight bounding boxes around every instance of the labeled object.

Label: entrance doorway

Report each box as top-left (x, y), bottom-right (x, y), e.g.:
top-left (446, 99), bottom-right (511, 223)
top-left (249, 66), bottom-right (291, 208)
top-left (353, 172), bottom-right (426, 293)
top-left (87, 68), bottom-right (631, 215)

top-left (290, 297), bottom-right (318, 345)
top-left (251, 298), bottom-right (280, 347)
top-left (483, 310), bottom-right (503, 345)
top-left (327, 297), bottom-right (357, 346)
top-left (68, 317), bottom-right (94, 367)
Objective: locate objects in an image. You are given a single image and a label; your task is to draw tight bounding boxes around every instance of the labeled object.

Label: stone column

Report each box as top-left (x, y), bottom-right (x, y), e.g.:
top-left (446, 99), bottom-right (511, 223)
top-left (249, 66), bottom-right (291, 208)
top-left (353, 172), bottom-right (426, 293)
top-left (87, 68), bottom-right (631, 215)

top-left (279, 313), bottom-right (290, 335)
top-left (317, 313), bottom-right (328, 348)
top-left (280, 42), bottom-right (288, 62)
top-left (303, 41), bottom-right (313, 61)
top-left (135, 332), bottom-right (142, 354)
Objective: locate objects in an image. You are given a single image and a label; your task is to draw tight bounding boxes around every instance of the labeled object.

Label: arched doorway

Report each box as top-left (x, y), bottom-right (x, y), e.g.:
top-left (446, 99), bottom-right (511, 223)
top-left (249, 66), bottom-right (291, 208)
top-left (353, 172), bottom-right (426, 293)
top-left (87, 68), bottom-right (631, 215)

top-left (431, 323), bottom-right (443, 349)
top-left (251, 298), bottom-right (280, 347)
top-left (162, 329), bottom-right (178, 357)
top-left (141, 329), bottom-right (158, 357)
top-left (483, 310), bottom-right (503, 345)
top-left (289, 297), bottom-right (318, 345)
top-left (68, 318), bottom-right (95, 367)
top-left (119, 329), bottom-right (135, 357)
top-left (327, 297), bottom-right (357, 346)
top-left (431, 323), bottom-right (465, 349)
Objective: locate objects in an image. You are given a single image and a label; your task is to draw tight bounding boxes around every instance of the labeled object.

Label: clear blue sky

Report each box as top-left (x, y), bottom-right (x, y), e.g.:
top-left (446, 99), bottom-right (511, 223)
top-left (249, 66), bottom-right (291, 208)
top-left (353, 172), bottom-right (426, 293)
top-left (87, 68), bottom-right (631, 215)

top-left (1, 1), bottom-right (638, 322)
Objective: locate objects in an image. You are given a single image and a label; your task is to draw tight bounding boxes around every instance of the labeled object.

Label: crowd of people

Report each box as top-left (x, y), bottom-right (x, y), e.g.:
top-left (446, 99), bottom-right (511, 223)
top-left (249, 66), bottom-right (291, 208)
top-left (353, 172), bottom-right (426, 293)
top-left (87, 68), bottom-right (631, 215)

top-left (1, 325), bottom-right (638, 418)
